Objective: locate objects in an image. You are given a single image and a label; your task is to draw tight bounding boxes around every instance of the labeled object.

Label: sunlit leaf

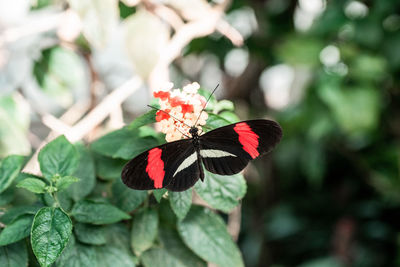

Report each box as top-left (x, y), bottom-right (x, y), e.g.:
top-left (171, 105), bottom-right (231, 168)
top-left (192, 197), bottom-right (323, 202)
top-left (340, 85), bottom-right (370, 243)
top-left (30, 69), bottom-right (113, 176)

top-left (38, 135), bottom-right (79, 180)
top-left (153, 188), bottom-right (167, 203)
top-left (0, 155), bottom-right (24, 193)
top-left (68, 0), bottom-right (119, 48)
top-left (195, 171), bottom-right (246, 213)
top-left (169, 189), bottom-right (192, 220)
top-left (64, 143), bottom-right (96, 201)
top-left (31, 207), bottom-right (73, 267)
top-left (124, 9), bottom-right (169, 78)
top-left (0, 95), bottom-right (31, 157)
top-left (177, 206), bottom-right (244, 267)
top-left (91, 127), bottom-right (157, 160)
top-left (16, 178), bottom-right (47, 194)
top-left (71, 200), bottom-right (130, 224)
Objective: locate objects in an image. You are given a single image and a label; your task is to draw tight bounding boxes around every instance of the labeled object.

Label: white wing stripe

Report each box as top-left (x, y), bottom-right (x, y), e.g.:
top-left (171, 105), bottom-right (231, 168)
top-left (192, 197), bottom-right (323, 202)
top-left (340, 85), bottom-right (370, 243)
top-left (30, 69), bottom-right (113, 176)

top-left (173, 152), bottom-right (198, 177)
top-left (200, 149), bottom-right (237, 158)
top-left (173, 150), bottom-right (236, 177)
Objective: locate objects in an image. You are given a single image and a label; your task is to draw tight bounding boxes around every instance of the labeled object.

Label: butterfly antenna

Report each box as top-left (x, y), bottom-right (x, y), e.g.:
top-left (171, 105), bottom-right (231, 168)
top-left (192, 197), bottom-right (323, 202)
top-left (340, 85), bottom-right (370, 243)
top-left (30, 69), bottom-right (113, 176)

top-left (174, 126), bottom-right (191, 139)
top-left (194, 84), bottom-right (219, 127)
top-left (147, 105), bottom-right (190, 138)
top-left (147, 105), bottom-right (192, 129)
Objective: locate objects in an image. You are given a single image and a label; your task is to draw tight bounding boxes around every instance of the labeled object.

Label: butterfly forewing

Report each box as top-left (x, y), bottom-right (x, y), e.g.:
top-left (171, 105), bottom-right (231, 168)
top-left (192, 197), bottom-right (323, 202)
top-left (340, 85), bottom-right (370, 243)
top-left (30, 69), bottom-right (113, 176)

top-left (199, 120), bottom-right (282, 175)
top-left (121, 139), bottom-right (196, 191)
top-left (121, 119), bottom-right (282, 192)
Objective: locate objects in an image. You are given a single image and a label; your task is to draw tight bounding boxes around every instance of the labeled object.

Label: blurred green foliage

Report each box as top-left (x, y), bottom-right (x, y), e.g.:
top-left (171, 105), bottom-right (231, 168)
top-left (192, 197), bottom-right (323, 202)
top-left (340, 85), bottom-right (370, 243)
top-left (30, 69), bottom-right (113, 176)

top-left (211, 0), bottom-right (399, 266)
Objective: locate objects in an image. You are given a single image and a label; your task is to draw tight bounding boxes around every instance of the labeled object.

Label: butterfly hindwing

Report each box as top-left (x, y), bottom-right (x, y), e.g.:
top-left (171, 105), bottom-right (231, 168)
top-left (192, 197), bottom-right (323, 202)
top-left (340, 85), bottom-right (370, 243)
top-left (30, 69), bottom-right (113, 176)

top-left (122, 139), bottom-right (197, 191)
top-left (199, 119), bottom-right (282, 175)
top-left (165, 149), bottom-right (201, 191)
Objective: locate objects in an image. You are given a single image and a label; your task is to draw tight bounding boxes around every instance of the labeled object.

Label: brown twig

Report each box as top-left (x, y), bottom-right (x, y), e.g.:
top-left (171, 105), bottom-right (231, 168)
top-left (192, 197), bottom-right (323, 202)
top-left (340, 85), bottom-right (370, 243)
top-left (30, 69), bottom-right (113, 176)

top-left (65, 76), bottom-right (142, 143)
top-left (227, 204), bottom-right (242, 241)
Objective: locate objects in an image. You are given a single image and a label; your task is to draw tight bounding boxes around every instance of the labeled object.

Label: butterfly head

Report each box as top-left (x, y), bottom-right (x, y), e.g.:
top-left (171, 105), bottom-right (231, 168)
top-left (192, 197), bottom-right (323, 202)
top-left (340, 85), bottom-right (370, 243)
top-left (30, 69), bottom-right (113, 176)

top-left (189, 126), bottom-right (199, 137)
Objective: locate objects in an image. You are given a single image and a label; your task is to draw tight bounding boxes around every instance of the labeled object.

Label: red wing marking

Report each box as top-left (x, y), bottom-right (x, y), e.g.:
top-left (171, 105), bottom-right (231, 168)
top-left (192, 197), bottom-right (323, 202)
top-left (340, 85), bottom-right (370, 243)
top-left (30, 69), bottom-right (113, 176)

top-left (146, 148), bottom-right (165, 188)
top-left (234, 122), bottom-right (260, 159)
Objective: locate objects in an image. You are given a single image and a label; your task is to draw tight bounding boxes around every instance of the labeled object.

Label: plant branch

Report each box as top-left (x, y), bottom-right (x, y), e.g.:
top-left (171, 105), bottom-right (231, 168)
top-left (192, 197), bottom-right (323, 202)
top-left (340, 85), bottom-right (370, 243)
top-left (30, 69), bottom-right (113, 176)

top-left (23, 76), bottom-right (142, 175)
top-left (149, 0), bottom-right (243, 90)
top-left (227, 204), bottom-right (242, 241)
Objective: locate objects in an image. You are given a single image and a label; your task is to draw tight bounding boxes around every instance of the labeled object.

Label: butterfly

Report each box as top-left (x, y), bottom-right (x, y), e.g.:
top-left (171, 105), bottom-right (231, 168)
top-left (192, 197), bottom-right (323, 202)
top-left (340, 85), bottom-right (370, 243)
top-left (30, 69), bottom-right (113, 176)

top-left (121, 119), bottom-right (282, 192)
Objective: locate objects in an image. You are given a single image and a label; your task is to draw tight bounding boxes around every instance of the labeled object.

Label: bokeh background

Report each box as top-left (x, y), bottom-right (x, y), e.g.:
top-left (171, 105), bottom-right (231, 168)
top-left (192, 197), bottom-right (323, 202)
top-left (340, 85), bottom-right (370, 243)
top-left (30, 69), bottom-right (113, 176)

top-left (1, 0), bottom-right (400, 266)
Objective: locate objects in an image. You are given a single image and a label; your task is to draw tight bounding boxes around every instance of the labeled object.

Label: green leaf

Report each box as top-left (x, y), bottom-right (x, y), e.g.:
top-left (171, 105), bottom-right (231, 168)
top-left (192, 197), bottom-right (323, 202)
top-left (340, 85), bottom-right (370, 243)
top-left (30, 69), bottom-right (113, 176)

top-left (94, 153), bottom-right (127, 180)
top-left (131, 208), bottom-right (158, 256)
top-left (195, 171), bottom-right (246, 213)
top-left (169, 189), bottom-right (192, 220)
top-left (74, 223), bottom-right (106, 245)
top-left (0, 155), bottom-right (24, 193)
top-left (219, 111), bottom-right (240, 124)
top-left (91, 127), bottom-right (157, 160)
top-left (141, 248), bottom-right (188, 267)
top-left (95, 245), bottom-right (136, 267)
top-left (33, 47), bottom-right (88, 108)
top-left (41, 192), bottom-right (72, 212)
top-left (0, 204), bottom-right (41, 225)
top-left (31, 207), bottom-right (73, 267)
top-left (16, 178), bottom-right (47, 194)
top-left (205, 114), bottom-right (231, 130)
top-left (13, 173), bottom-right (44, 204)
top-left (56, 235), bottom-right (97, 267)
top-left (38, 136), bottom-right (79, 180)
top-left (276, 35), bottom-right (323, 66)
top-left (177, 206), bottom-right (244, 267)
top-left (318, 83), bottom-right (381, 137)
top-left (105, 223), bottom-right (133, 252)
top-left (112, 179), bottom-right (147, 212)
top-left (71, 200), bottom-right (130, 224)
top-left (0, 241), bottom-right (28, 267)
top-left (213, 99), bottom-right (235, 113)
top-left (158, 199), bottom-right (177, 228)
top-left (64, 143), bottom-right (96, 201)
top-left (94, 224), bottom-right (136, 266)
top-left (128, 110), bottom-right (157, 129)
top-left (0, 95), bottom-right (31, 157)
top-left (56, 176), bottom-right (80, 192)
top-left (153, 188), bottom-right (167, 202)
top-left (0, 188), bottom-right (14, 206)
top-left (0, 215), bottom-right (33, 246)
top-left (157, 227), bottom-right (206, 267)
top-left (351, 54), bottom-right (387, 82)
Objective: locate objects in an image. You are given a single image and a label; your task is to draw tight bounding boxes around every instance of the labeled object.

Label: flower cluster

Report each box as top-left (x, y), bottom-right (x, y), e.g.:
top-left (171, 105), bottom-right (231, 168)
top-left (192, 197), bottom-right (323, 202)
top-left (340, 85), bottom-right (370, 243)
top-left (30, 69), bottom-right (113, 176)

top-left (153, 82), bottom-right (208, 142)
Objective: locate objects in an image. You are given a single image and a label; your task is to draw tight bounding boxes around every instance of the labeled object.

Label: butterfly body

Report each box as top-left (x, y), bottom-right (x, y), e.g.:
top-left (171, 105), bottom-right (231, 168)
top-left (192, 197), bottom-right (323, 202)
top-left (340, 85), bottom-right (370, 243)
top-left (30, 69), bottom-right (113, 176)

top-left (122, 120), bottom-right (282, 192)
top-left (188, 126), bottom-right (205, 182)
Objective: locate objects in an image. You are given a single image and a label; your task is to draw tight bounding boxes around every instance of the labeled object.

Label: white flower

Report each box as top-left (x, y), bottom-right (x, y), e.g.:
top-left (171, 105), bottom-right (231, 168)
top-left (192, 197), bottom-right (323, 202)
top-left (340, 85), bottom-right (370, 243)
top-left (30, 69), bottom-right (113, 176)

top-left (153, 82), bottom-right (208, 141)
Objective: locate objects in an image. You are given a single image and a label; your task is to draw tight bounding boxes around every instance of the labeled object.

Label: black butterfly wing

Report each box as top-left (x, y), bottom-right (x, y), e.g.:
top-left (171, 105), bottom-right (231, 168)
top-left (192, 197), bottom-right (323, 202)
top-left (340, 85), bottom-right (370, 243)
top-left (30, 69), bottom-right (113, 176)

top-left (121, 139), bottom-right (199, 191)
top-left (165, 151), bottom-right (201, 191)
top-left (199, 119), bottom-right (282, 175)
